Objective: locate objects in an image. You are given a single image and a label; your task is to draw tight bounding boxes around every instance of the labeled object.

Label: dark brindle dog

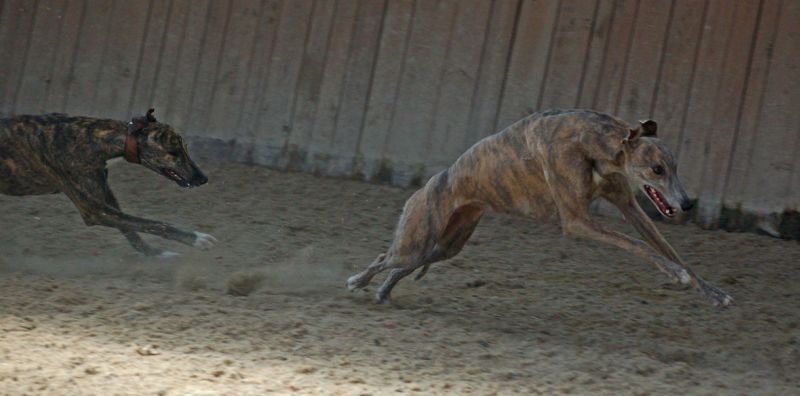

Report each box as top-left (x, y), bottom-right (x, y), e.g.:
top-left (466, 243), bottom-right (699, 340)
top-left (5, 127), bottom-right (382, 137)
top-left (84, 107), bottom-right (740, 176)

top-left (0, 109), bottom-right (216, 257)
top-left (348, 109), bottom-right (733, 306)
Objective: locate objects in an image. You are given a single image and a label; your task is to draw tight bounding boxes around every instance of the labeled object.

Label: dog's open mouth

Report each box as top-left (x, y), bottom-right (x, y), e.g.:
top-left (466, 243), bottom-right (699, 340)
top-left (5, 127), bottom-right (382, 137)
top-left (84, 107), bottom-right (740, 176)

top-left (644, 185), bottom-right (675, 217)
top-left (162, 168), bottom-right (191, 187)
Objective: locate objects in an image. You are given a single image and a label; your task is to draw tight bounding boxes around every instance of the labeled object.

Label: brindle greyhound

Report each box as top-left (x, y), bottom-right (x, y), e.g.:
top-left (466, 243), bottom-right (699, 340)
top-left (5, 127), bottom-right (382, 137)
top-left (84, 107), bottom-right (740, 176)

top-left (347, 109), bottom-right (733, 307)
top-left (0, 109), bottom-right (216, 258)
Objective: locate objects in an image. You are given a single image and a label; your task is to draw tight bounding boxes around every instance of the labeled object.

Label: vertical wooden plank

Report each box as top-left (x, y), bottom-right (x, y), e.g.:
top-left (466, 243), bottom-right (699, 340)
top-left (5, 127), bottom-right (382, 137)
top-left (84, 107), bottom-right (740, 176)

top-left (576, 0), bottom-right (614, 109)
top-left (722, 0), bottom-right (781, 209)
top-left (496, 0), bottom-right (559, 129)
top-left (463, 0), bottom-right (520, 145)
top-left (283, 0), bottom-right (338, 169)
top-left (127, 0), bottom-right (172, 117)
top-left (789, 126), bottom-right (800, 212)
top-left (149, 0), bottom-right (192, 122)
top-left (676, 0), bottom-right (737, 199)
top-left (236, 0), bottom-right (283, 159)
top-left (162, 0), bottom-right (212, 130)
top-left (183, 0), bottom-right (233, 137)
top-left (205, 0), bottom-right (263, 138)
top-left (694, 0), bottom-right (761, 225)
top-left (42, 0), bottom-right (84, 114)
top-left (326, 0), bottom-right (387, 175)
top-left (92, 0), bottom-right (151, 120)
top-left (251, 0), bottom-right (314, 165)
top-left (0, 0), bottom-right (38, 115)
top-left (14, 0), bottom-right (67, 114)
top-left (614, 0), bottom-right (672, 122)
top-left (650, 0), bottom-right (707, 153)
top-left (63, 0), bottom-right (113, 116)
top-left (426, 0), bottom-right (492, 168)
top-left (590, 0), bottom-right (638, 114)
top-left (738, 0), bottom-right (800, 214)
top-left (539, 0), bottom-right (597, 110)
top-left (357, 0), bottom-right (414, 179)
top-left (303, 0), bottom-right (357, 171)
top-left (383, 0), bottom-right (458, 184)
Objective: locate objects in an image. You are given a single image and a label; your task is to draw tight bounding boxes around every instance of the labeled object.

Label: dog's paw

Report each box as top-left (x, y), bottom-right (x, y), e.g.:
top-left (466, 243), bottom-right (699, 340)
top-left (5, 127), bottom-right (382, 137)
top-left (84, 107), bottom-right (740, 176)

top-left (702, 283), bottom-right (734, 307)
top-left (346, 273), bottom-right (368, 291)
top-left (157, 251), bottom-right (181, 259)
top-left (193, 231), bottom-right (218, 250)
top-left (677, 269), bottom-right (692, 285)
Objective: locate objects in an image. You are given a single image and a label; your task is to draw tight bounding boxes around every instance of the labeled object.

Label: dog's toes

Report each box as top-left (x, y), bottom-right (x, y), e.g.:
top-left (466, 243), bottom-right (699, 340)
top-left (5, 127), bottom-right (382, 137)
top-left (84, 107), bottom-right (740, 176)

top-left (702, 283), bottom-right (734, 307)
top-left (346, 274), bottom-right (367, 291)
top-left (193, 231), bottom-right (217, 250)
top-left (157, 251), bottom-right (181, 259)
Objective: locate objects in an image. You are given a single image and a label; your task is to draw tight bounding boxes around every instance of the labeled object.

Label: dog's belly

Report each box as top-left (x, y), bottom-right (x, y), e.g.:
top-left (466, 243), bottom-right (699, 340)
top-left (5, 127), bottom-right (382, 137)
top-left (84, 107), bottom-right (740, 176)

top-left (488, 186), bottom-right (559, 221)
top-left (510, 194), bottom-right (559, 220)
top-left (0, 158), bottom-right (60, 196)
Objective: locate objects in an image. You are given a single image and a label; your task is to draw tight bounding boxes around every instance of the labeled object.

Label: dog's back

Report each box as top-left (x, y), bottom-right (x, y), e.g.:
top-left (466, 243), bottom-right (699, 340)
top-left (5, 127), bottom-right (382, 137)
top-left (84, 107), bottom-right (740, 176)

top-left (0, 113), bottom-right (108, 196)
top-left (442, 109), bottom-right (627, 217)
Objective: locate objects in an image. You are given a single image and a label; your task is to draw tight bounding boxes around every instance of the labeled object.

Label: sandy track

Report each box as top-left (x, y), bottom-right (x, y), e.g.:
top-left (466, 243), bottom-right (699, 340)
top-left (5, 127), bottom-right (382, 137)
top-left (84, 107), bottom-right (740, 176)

top-left (1, 163), bottom-right (798, 395)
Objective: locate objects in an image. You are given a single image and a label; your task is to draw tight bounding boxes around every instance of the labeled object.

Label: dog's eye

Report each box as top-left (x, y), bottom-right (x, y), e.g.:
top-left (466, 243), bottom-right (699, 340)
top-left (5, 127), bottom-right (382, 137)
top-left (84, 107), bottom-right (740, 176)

top-left (652, 165), bottom-right (665, 175)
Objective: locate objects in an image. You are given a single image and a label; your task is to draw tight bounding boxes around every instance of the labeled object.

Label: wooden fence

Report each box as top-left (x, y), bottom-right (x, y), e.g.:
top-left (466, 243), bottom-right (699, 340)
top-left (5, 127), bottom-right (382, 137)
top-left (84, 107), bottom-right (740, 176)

top-left (1, 0), bottom-right (798, 236)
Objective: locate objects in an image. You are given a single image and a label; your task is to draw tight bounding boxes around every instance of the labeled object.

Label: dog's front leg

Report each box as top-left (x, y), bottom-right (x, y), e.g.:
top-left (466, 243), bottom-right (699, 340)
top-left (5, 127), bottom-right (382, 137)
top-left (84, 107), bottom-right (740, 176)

top-left (545, 157), bottom-right (731, 306)
top-left (98, 176), bottom-right (180, 257)
top-left (59, 176), bottom-right (216, 250)
top-left (562, 218), bottom-right (732, 306)
top-left (606, 194), bottom-right (733, 306)
top-left (601, 184), bottom-right (685, 263)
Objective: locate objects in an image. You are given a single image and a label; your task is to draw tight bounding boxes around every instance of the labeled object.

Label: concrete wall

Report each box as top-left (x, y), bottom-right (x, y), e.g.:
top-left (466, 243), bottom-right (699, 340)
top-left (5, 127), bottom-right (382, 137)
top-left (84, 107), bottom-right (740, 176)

top-left (1, 0), bottom-right (799, 237)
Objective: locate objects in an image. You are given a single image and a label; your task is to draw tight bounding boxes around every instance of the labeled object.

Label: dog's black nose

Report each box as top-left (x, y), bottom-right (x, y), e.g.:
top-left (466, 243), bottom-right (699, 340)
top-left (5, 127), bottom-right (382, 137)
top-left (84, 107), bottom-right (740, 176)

top-left (192, 172), bottom-right (208, 186)
top-left (681, 199), bottom-right (693, 211)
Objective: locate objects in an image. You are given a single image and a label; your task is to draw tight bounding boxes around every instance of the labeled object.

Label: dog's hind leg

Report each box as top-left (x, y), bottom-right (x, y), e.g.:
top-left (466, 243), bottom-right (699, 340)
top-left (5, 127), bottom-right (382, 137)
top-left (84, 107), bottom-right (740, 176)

top-left (349, 175), bottom-right (483, 302)
top-left (347, 252), bottom-right (392, 291)
top-left (414, 204), bottom-right (484, 280)
top-left (348, 251), bottom-right (426, 302)
top-left (376, 266), bottom-right (417, 302)
top-left (374, 204), bottom-right (484, 302)
top-left (348, 188), bottom-right (439, 300)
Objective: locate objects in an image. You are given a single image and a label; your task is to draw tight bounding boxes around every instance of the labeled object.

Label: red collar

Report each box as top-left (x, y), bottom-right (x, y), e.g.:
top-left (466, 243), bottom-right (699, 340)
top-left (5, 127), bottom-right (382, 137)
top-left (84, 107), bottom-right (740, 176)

top-left (124, 130), bottom-right (140, 164)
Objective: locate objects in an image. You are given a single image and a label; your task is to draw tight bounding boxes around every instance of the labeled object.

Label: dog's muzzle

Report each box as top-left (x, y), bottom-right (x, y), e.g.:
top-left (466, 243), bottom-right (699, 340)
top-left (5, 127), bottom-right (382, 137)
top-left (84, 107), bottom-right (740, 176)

top-left (191, 172), bottom-right (208, 186)
top-left (162, 168), bottom-right (207, 188)
top-left (644, 185), bottom-right (676, 217)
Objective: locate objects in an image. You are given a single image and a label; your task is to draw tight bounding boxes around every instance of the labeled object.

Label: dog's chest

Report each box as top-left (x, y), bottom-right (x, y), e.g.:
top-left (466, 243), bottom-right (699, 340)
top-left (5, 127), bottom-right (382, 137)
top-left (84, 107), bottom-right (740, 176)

top-left (592, 170), bottom-right (604, 185)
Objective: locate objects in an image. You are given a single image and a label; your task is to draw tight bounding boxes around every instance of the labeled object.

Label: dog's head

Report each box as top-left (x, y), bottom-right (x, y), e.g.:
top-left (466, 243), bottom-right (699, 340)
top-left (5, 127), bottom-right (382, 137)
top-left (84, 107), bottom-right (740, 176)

top-left (618, 120), bottom-right (692, 218)
top-left (127, 109), bottom-right (208, 188)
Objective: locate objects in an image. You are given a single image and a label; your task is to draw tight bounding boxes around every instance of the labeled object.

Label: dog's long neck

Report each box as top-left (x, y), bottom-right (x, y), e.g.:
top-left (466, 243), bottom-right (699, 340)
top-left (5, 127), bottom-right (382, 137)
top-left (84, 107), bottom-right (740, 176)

top-left (85, 120), bottom-right (132, 163)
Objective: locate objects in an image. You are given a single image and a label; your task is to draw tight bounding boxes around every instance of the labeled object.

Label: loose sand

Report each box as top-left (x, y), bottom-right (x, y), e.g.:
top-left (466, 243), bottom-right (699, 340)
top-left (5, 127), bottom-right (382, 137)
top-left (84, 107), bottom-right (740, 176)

top-left (1, 163), bottom-right (798, 395)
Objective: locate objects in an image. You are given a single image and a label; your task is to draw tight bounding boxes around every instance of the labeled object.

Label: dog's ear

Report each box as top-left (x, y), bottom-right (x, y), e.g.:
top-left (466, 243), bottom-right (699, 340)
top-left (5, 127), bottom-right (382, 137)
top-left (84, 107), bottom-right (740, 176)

top-left (622, 119), bottom-right (657, 145)
top-left (129, 116), bottom-right (148, 133)
top-left (129, 109), bottom-right (157, 134)
top-left (638, 119), bottom-right (657, 137)
top-left (623, 126), bottom-right (642, 144)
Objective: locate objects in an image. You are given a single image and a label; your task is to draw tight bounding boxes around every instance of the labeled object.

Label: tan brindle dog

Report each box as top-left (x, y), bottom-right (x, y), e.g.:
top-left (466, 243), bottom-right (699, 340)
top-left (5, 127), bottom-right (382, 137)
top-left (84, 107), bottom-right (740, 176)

top-left (347, 109), bottom-right (733, 307)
